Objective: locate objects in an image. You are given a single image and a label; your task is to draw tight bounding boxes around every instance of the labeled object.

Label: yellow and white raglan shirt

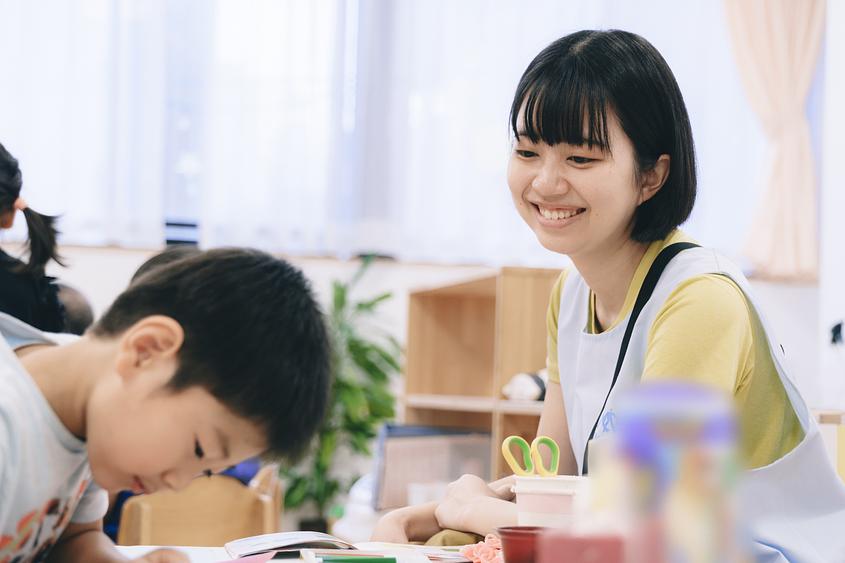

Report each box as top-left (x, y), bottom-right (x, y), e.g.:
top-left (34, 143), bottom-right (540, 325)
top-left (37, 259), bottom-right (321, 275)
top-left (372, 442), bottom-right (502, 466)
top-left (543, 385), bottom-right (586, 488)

top-left (545, 230), bottom-right (804, 469)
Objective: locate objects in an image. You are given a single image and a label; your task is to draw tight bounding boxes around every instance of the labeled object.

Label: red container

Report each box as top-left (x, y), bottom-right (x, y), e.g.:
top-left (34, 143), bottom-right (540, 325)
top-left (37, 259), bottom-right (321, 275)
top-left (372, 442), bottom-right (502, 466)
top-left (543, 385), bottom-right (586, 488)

top-left (497, 526), bottom-right (547, 563)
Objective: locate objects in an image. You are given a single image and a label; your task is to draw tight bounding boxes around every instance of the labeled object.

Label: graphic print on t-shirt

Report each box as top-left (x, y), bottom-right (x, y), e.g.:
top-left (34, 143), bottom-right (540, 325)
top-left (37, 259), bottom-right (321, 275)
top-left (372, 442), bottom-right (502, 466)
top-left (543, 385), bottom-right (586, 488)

top-left (0, 478), bottom-right (88, 563)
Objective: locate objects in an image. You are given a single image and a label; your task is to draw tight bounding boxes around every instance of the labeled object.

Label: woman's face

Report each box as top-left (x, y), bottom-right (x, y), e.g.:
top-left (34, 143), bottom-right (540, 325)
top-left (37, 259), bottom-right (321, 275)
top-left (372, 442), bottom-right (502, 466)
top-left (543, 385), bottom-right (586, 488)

top-left (507, 110), bottom-right (649, 259)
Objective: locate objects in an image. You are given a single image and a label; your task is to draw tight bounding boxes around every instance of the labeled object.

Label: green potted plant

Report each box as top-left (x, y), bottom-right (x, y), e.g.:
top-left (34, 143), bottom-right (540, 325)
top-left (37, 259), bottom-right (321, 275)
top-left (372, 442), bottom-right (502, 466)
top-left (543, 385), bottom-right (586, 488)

top-left (282, 256), bottom-right (400, 532)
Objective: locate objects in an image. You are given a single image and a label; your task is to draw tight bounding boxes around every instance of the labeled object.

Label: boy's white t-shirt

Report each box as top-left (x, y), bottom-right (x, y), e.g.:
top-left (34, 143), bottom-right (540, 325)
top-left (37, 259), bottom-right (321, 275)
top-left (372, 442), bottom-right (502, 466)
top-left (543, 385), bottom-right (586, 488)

top-left (0, 312), bottom-right (108, 561)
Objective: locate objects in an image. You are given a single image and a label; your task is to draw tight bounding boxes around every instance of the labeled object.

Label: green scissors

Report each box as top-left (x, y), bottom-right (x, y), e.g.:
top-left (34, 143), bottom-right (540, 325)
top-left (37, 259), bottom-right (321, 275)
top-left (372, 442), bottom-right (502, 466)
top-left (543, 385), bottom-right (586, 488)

top-left (501, 435), bottom-right (560, 477)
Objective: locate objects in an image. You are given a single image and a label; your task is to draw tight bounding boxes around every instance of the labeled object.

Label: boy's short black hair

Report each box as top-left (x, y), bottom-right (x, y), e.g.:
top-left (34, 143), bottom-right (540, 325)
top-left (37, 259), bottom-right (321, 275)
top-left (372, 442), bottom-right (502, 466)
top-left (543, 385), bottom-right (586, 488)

top-left (92, 248), bottom-right (330, 460)
top-left (510, 30), bottom-right (696, 242)
top-left (56, 283), bottom-right (94, 335)
top-left (131, 245), bottom-right (201, 284)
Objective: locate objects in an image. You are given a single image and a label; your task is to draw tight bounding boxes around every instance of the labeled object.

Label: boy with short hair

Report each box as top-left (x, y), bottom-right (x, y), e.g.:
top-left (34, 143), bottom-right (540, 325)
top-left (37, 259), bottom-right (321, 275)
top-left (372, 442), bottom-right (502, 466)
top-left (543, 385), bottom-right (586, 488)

top-left (0, 248), bottom-right (331, 562)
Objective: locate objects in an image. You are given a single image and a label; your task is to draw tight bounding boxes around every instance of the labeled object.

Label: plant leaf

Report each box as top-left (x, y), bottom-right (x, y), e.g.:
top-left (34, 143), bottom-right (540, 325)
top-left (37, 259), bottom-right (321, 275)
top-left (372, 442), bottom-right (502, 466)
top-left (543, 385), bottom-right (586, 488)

top-left (348, 255), bottom-right (374, 290)
top-left (348, 338), bottom-right (390, 383)
top-left (355, 292), bottom-right (393, 313)
top-left (317, 431), bottom-right (338, 469)
top-left (332, 280), bottom-right (347, 315)
top-left (284, 475), bottom-right (310, 509)
top-left (366, 385), bottom-right (396, 418)
top-left (339, 385), bottom-right (370, 422)
top-left (368, 341), bottom-right (402, 372)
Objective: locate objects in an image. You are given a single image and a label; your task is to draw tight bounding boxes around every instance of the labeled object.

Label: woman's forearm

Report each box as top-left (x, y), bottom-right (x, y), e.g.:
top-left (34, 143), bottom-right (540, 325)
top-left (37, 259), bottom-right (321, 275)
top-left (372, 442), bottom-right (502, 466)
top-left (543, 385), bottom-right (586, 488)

top-left (436, 496), bottom-right (517, 536)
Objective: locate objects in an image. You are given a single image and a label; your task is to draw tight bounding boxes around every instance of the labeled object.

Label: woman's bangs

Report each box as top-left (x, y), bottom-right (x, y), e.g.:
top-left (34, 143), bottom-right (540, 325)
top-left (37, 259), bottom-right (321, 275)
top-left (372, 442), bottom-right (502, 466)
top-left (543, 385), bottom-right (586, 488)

top-left (511, 70), bottom-right (611, 151)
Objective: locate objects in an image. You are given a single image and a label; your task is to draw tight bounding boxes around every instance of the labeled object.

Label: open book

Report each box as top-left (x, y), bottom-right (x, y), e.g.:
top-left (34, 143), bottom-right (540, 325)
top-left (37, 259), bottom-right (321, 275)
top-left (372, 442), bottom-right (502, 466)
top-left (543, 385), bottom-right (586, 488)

top-left (225, 532), bottom-right (355, 557)
top-left (224, 532), bottom-right (469, 561)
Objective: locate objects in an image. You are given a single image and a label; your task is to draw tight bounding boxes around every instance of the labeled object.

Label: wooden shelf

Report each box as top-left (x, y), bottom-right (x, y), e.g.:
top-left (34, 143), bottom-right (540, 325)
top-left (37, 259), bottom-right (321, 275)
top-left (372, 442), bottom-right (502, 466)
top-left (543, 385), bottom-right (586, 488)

top-left (405, 394), bottom-right (496, 413)
top-left (403, 395), bottom-right (544, 416)
top-left (402, 267), bottom-right (560, 477)
top-left (497, 399), bottom-right (544, 416)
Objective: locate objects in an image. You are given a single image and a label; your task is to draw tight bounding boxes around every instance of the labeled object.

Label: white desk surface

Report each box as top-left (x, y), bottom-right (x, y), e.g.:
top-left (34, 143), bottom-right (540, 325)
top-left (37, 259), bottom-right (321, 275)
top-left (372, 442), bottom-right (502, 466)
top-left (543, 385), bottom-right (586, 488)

top-left (117, 544), bottom-right (433, 563)
top-left (117, 545), bottom-right (231, 562)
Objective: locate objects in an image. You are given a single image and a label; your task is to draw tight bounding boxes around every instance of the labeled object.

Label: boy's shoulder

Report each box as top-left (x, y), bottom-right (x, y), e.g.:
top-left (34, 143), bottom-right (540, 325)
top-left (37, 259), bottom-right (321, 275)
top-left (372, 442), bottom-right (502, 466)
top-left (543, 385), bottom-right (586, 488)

top-left (0, 315), bottom-right (106, 560)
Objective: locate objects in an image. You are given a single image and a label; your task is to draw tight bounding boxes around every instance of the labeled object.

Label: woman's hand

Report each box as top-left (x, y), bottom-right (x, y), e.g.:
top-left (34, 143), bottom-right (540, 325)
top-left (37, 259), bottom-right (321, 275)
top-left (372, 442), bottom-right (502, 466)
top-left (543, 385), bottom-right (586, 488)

top-left (370, 502), bottom-right (441, 543)
top-left (444, 474), bottom-right (514, 504)
top-left (131, 548), bottom-right (190, 562)
top-left (434, 474), bottom-right (517, 535)
top-left (371, 509), bottom-right (411, 543)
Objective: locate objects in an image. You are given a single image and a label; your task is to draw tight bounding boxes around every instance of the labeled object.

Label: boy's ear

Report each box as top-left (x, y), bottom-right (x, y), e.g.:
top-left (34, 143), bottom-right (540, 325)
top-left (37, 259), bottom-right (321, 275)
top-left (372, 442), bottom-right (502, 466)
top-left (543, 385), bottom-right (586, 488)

top-left (114, 316), bottom-right (184, 385)
top-left (638, 154), bottom-right (670, 205)
top-left (0, 209), bottom-right (15, 229)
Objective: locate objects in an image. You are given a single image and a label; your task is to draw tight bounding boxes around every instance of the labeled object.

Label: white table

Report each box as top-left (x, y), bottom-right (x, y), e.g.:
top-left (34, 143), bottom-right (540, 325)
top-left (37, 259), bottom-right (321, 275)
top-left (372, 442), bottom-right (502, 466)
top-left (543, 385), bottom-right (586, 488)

top-left (117, 545), bottom-right (231, 562)
top-left (117, 544), bottom-right (432, 563)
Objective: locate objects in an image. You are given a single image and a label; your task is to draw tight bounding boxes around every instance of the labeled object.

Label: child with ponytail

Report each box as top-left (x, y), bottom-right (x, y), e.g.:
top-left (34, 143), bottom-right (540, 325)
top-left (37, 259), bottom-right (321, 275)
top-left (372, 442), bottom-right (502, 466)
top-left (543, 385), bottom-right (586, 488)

top-left (0, 141), bottom-right (66, 332)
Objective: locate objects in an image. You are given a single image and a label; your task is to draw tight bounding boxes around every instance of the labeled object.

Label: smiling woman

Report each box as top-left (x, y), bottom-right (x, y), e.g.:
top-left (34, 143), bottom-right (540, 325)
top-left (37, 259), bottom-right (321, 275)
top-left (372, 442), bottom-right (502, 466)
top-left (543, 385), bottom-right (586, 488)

top-left (506, 29), bottom-right (695, 255)
top-left (372, 29), bottom-right (845, 561)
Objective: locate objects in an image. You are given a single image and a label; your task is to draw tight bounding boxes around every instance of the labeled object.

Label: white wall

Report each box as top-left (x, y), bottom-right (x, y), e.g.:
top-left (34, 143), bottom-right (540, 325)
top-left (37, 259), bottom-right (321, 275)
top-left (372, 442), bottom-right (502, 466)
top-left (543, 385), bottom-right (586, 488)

top-left (34, 244), bottom-right (496, 346)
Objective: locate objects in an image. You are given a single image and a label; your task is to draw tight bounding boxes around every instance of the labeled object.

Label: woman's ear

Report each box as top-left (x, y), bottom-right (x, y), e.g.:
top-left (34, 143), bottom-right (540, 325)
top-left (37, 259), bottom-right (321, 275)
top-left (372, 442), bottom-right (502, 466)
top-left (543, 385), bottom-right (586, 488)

top-left (639, 154), bottom-right (670, 204)
top-left (114, 316), bottom-right (185, 387)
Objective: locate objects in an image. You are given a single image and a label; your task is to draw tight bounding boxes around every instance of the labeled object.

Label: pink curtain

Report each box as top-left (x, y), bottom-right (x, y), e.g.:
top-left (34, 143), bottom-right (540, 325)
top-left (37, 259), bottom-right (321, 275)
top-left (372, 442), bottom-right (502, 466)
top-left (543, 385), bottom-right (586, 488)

top-left (724, 0), bottom-right (825, 281)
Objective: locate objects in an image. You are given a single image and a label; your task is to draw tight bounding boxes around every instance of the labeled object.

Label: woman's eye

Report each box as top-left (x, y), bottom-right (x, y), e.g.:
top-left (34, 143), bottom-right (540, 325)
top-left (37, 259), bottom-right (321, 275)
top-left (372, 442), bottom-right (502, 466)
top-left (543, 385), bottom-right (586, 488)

top-left (569, 156), bottom-right (595, 164)
top-left (194, 439), bottom-right (205, 459)
top-left (516, 149), bottom-right (538, 158)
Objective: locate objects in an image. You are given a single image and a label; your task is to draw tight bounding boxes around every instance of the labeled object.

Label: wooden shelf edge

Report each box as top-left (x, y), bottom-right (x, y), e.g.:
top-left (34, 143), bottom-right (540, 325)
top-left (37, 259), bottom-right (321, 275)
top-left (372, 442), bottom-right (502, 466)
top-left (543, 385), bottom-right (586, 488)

top-left (409, 275), bottom-right (497, 298)
top-left (497, 399), bottom-right (544, 416)
top-left (404, 394), bottom-right (496, 413)
top-left (404, 395), bottom-right (544, 416)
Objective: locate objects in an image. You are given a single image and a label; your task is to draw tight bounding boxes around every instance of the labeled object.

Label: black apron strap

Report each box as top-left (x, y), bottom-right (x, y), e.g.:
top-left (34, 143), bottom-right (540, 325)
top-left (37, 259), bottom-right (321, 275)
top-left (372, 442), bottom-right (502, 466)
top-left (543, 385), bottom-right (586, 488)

top-left (581, 242), bottom-right (700, 474)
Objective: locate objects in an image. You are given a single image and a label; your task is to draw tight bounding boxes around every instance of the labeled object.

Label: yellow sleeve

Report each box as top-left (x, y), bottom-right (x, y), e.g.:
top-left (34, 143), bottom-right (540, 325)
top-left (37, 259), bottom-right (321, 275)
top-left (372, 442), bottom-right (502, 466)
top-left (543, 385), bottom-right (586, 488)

top-left (642, 274), bottom-right (753, 394)
top-left (546, 271), bottom-right (567, 384)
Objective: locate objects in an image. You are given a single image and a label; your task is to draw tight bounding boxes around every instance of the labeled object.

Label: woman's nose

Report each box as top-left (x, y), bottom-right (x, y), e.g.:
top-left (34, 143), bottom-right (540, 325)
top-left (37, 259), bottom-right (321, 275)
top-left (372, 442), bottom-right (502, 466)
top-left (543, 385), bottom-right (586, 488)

top-left (531, 164), bottom-right (569, 196)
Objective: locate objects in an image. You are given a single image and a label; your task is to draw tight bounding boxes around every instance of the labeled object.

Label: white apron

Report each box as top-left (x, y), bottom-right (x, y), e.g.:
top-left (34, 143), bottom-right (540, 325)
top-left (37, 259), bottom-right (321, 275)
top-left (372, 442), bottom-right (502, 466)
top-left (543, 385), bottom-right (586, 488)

top-left (557, 245), bottom-right (845, 562)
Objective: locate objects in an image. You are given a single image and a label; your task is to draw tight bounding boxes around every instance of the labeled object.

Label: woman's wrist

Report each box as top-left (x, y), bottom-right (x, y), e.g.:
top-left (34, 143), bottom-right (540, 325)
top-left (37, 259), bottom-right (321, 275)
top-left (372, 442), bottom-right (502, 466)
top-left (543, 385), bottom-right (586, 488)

top-left (401, 502), bottom-right (441, 541)
top-left (462, 496), bottom-right (517, 536)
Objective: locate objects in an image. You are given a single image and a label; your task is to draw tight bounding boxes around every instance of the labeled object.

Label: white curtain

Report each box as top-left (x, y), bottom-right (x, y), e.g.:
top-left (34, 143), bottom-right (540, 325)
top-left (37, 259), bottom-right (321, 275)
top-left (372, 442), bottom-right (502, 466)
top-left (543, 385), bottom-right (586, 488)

top-left (188, 0), bottom-right (778, 267)
top-left (198, 0), bottom-right (343, 254)
top-left (368, 0), bottom-right (770, 266)
top-left (725, 0), bottom-right (826, 281)
top-left (0, 0), bottom-right (798, 268)
top-left (0, 0), bottom-right (165, 248)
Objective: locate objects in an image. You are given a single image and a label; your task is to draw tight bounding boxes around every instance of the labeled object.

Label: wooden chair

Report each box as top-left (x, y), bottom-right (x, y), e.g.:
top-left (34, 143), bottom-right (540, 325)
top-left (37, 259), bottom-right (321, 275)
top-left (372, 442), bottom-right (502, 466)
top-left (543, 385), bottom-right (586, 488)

top-left (117, 465), bottom-right (283, 546)
top-left (248, 464), bottom-right (284, 530)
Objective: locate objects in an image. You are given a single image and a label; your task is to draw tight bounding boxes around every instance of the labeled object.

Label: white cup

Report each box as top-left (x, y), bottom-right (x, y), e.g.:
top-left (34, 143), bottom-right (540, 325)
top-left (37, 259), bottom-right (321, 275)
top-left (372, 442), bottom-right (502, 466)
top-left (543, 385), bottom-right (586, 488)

top-left (513, 475), bottom-right (589, 528)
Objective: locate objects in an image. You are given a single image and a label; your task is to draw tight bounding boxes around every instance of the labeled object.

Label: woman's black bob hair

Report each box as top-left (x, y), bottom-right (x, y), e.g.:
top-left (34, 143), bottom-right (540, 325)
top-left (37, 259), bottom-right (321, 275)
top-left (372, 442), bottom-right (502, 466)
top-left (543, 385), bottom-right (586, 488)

top-left (510, 30), bottom-right (696, 242)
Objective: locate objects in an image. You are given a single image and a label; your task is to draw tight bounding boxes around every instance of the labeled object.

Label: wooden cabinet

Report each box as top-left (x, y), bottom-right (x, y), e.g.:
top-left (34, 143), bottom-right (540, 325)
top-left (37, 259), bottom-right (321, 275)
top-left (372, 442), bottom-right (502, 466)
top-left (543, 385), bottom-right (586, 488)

top-left (402, 267), bottom-right (560, 477)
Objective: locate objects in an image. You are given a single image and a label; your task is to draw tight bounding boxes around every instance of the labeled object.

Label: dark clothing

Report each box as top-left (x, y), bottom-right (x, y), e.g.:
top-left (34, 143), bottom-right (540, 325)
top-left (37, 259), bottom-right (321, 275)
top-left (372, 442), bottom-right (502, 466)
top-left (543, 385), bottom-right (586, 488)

top-left (0, 249), bottom-right (63, 332)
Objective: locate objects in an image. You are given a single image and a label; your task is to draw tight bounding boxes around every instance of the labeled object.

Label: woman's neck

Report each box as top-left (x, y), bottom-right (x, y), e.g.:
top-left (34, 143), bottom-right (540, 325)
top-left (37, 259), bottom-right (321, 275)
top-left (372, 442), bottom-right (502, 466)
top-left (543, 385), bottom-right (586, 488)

top-left (571, 237), bottom-right (649, 331)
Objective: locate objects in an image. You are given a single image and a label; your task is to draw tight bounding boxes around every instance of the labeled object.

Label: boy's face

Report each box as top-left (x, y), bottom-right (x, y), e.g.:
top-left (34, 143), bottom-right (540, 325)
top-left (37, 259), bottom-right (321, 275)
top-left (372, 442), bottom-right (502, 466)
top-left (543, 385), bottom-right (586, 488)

top-left (86, 383), bottom-right (266, 494)
top-left (82, 317), bottom-right (267, 493)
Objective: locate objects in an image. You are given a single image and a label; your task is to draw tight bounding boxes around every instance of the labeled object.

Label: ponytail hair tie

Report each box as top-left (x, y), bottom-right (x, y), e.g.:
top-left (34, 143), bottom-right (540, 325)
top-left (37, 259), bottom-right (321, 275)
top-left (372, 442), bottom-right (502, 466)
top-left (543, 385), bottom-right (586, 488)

top-left (13, 197), bottom-right (27, 211)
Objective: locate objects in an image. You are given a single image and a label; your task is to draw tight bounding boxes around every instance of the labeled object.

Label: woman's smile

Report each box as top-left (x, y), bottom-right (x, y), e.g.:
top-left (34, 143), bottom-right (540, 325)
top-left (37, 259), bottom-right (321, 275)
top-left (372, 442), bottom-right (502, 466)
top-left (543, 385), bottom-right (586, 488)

top-left (532, 203), bottom-right (587, 228)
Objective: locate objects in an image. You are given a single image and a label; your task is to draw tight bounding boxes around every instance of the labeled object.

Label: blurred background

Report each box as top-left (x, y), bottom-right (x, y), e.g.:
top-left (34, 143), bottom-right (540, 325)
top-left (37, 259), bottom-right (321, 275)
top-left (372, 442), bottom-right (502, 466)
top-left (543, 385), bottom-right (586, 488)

top-left (0, 0), bottom-right (814, 263)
